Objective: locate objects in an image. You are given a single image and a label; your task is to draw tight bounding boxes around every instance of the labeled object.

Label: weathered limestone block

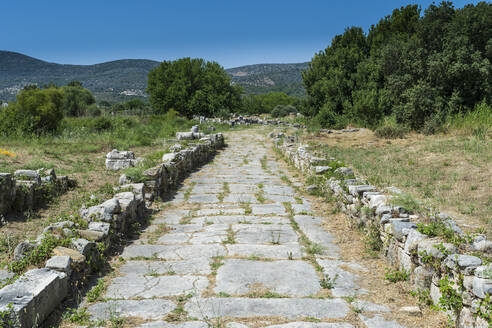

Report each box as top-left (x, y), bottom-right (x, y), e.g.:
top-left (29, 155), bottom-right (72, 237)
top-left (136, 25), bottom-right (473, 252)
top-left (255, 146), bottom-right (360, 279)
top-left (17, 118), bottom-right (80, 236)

top-left (0, 173), bottom-right (15, 215)
top-left (105, 149), bottom-right (142, 170)
top-left (162, 152), bottom-right (179, 163)
top-left (80, 198), bottom-right (121, 222)
top-left (334, 167), bottom-right (354, 177)
top-left (413, 266), bottom-right (434, 289)
top-left (13, 241), bottom-right (37, 261)
top-left (45, 256), bottom-right (72, 274)
top-left (417, 238), bottom-right (457, 261)
top-left (88, 222), bottom-right (111, 235)
top-left (444, 254), bottom-right (482, 275)
top-left (348, 185), bottom-right (376, 197)
top-left (0, 268), bottom-right (68, 328)
top-left (14, 170), bottom-right (40, 184)
top-left (176, 132), bottom-right (205, 140)
top-left (404, 229), bottom-right (427, 253)
top-left (13, 181), bottom-right (37, 211)
top-left (52, 246), bottom-right (85, 265)
top-left (472, 265), bottom-right (492, 298)
top-left (388, 221), bottom-right (417, 241)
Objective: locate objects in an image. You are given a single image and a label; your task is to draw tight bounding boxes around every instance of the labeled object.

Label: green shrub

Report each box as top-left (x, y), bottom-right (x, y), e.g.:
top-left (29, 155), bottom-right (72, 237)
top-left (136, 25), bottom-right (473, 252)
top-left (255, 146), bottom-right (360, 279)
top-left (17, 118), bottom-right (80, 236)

top-left (385, 268), bottom-right (409, 282)
top-left (0, 87), bottom-right (64, 136)
top-left (374, 116), bottom-right (409, 139)
top-left (271, 105), bottom-right (297, 118)
top-left (91, 117), bottom-right (112, 132)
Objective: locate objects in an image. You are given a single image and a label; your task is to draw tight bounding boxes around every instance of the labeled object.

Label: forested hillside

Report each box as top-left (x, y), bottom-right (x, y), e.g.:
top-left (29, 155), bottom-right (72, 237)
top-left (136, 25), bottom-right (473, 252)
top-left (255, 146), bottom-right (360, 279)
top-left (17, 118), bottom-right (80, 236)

top-left (0, 51), bottom-right (306, 102)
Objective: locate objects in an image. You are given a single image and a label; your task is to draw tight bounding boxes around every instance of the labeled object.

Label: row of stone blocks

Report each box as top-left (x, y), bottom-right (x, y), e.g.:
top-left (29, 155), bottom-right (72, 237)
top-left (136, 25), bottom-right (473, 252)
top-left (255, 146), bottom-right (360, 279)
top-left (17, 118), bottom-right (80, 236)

top-left (274, 137), bottom-right (492, 328)
top-left (0, 169), bottom-right (74, 218)
top-left (132, 133), bottom-right (225, 201)
top-left (0, 133), bottom-right (225, 327)
top-left (196, 115), bottom-right (305, 129)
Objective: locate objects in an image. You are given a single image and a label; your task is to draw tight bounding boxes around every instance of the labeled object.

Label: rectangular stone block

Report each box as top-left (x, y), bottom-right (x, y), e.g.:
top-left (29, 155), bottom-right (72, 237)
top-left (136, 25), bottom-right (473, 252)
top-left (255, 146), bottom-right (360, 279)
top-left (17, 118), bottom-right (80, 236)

top-left (0, 268), bottom-right (68, 328)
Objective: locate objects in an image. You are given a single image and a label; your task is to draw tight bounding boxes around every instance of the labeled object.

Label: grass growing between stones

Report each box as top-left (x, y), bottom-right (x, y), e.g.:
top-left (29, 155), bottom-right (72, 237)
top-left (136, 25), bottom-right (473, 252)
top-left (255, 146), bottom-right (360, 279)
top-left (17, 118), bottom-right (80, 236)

top-left (222, 225), bottom-right (236, 244)
top-left (241, 202), bottom-right (252, 215)
top-left (217, 182), bottom-right (230, 202)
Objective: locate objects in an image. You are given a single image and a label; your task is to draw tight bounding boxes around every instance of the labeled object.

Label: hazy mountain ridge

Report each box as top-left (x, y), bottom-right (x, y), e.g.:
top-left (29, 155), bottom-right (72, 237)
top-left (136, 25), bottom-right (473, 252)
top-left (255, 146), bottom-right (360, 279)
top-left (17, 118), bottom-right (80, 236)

top-left (0, 51), bottom-right (306, 101)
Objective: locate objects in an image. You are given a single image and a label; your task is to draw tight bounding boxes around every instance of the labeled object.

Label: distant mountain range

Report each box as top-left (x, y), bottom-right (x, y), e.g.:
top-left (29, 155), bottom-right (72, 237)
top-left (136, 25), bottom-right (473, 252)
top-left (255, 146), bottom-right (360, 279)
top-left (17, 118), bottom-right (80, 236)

top-left (0, 51), bottom-right (307, 102)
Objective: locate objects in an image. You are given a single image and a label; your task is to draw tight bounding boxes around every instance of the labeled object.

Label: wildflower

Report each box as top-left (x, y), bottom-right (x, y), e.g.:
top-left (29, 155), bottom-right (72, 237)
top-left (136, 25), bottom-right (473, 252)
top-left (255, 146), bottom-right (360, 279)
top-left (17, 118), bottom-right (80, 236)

top-left (0, 148), bottom-right (16, 158)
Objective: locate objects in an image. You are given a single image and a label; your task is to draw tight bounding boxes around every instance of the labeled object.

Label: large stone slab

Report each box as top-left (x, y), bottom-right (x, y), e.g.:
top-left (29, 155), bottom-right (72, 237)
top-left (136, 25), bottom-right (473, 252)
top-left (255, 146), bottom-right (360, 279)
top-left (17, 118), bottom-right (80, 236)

top-left (317, 260), bottom-right (367, 297)
top-left (187, 194), bottom-right (219, 203)
top-left (184, 297), bottom-right (349, 319)
top-left (121, 244), bottom-right (226, 260)
top-left (139, 322), bottom-right (208, 328)
top-left (233, 224), bottom-right (298, 245)
top-left (266, 323), bottom-right (354, 328)
top-left (88, 299), bottom-right (175, 320)
top-left (226, 244), bottom-right (303, 259)
top-left (359, 315), bottom-right (405, 328)
top-left (105, 275), bottom-right (209, 298)
top-left (118, 258), bottom-right (211, 275)
top-left (214, 259), bottom-right (320, 296)
top-left (251, 204), bottom-right (287, 215)
top-left (0, 269), bottom-right (68, 328)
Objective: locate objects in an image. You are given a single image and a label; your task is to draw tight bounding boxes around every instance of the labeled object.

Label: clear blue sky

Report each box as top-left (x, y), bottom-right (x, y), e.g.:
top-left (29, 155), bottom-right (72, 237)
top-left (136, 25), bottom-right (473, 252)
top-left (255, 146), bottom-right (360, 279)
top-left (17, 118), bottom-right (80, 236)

top-left (0, 0), bottom-right (481, 68)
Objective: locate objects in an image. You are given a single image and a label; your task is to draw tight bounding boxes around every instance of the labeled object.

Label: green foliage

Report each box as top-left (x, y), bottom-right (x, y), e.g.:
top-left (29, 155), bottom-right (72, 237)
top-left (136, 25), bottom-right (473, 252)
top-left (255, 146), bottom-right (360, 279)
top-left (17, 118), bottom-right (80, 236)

top-left (390, 192), bottom-right (422, 213)
top-left (416, 221), bottom-right (466, 245)
top-left (320, 273), bottom-right (339, 289)
top-left (241, 91), bottom-right (299, 115)
top-left (374, 116), bottom-right (409, 139)
top-left (385, 268), bottom-right (409, 282)
top-left (0, 87), bottom-right (64, 136)
top-left (60, 83), bottom-right (95, 117)
top-left (271, 104), bottom-right (298, 118)
top-left (364, 222), bottom-right (383, 252)
top-left (147, 57), bottom-right (241, 117)
top-left (303, 2), bottom-right (492, 132)
top-left (86, 278), bottom-right (106, 302)
top-left (8, 234), bottom-right (71, 274)
top-left (446, 101), bottom-right (492, 139)
top-left (437, 274), bottom-right (463, 316)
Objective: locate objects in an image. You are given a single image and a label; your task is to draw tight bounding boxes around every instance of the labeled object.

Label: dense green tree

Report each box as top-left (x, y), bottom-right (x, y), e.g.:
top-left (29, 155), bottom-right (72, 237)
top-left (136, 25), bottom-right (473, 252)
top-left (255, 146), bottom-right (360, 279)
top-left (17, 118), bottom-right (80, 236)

top-left (241, 92), bottom-right (299, 115)
top-left (147, 58), bottom-right (242, 117)
top-left (0, 87), bottom-right (64, 135)
top-left (303, 1), bottom-right (492, 131)
top-left (61, 83), bottom-right (95, 117)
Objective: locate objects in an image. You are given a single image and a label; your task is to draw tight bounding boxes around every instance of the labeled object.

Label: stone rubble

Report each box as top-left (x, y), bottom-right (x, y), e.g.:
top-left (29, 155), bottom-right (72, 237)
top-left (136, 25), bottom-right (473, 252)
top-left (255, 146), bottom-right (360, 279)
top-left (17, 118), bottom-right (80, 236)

top-left (0, 168), bottom-right (74, 218)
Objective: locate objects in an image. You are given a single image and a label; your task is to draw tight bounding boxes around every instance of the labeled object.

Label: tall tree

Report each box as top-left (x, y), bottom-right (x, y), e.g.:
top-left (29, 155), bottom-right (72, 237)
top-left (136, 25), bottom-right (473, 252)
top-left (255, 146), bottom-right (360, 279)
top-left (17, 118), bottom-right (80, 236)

top-left (147, 58), bottom-right (241, 117)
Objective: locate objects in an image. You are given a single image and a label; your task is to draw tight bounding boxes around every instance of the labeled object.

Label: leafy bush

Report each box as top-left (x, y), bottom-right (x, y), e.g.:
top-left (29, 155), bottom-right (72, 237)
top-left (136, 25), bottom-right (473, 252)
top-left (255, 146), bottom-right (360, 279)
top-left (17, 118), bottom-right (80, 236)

top-left (374, 116), bottom-right (409, 139)
top-left (90, 117), bottom-right (112, 132)
top-left (271, 104), bottom-right (297, 118)
top-left (312, 105), bottom-right (349, 129)
top-left (385, 268), bottom-right (409, 282)
top-left (0, 87), bottom-right (64, 136)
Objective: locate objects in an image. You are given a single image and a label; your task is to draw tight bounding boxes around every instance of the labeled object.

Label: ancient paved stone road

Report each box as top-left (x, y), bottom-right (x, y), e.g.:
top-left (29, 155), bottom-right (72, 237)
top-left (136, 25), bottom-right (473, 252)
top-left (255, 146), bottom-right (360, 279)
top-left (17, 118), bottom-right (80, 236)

top-left (85, 130), bottom-right (406, 328)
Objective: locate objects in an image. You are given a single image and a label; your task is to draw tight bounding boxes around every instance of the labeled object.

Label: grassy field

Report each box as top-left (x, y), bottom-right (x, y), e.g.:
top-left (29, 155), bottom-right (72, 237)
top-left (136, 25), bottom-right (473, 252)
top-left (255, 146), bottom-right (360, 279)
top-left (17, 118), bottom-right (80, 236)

top-left (302, 128), bottom-right (491, 235)
top-left (0, 112), bottom-right (208, 267)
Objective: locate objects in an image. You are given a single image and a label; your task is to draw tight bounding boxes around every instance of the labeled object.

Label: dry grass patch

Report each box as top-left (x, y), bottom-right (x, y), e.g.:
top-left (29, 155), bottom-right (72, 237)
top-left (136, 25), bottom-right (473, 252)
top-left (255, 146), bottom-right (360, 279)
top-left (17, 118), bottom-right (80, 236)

top-left (303, 128), bottom-right (492, 235)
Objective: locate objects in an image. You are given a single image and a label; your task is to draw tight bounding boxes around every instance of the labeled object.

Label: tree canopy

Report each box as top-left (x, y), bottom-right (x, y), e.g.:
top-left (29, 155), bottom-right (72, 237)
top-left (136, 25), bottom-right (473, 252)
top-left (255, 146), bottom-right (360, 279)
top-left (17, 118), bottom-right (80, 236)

top-left (0, 87), bottom-right (64, 136)
top-left (147, 58), bottom-right (242, 117)
top-left (303, 1), bottom-right (492, 132)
